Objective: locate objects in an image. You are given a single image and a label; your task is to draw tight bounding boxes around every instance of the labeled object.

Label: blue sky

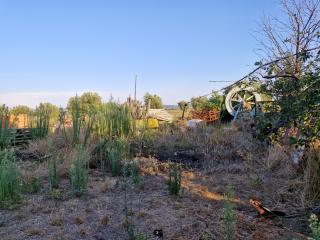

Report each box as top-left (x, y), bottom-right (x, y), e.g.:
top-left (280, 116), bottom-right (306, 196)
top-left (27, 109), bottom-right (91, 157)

top-left (0, 0), bottom-right (280, 107)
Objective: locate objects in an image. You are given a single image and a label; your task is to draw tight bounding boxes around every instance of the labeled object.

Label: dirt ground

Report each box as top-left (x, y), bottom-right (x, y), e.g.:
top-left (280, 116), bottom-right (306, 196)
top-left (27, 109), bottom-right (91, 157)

top-left (0, 154), bottom-right (311, 240)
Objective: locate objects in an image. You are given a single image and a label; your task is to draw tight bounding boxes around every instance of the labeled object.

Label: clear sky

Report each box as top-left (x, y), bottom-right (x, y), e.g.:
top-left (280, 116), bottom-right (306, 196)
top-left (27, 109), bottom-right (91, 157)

top-left (0, 0), bottom-right (281, 107)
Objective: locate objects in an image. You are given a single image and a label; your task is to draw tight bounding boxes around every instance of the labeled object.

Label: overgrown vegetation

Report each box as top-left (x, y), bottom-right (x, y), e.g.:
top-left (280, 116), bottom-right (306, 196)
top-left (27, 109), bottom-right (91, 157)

top-left (0, 105), bottom-right (12, 150)
top-left (48, 155), bottom-right (59, 190)
top-left (29, 103), bottom-right (50, 139)
top-left (309, 214), bottom-right (320, 240)
top-left (107, 138), bottom-right (131, 177)
top-left (223, 185), bottom-right (235, 240)
top-left (0, 148), bottom-right (21, 207)
top-left (167, 163), bottom-right (182, 195)
top-left (68, 145), bottom-right (88, 196)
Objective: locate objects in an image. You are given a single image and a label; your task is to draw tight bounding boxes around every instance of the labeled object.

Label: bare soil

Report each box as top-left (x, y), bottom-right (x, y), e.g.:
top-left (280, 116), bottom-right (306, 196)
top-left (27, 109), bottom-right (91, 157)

top-left (0, 155), bottom-right (310, 240)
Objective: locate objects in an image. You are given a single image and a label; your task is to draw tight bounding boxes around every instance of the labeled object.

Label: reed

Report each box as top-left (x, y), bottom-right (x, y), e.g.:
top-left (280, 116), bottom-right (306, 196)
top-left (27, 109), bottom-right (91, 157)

top-left (95, 102), bottom-right (134, 139)
top-left (0, 148), bottom-right (21, 207)
top-left (29, 104), bottom-right (50, 139)
top-left (68, 145), bottom-right (88, 196)
top-left (167, 163), bottom-right (182, 195)
top-left (107, 138), bottom-right (130, 176)
top-left (0, 105), bottom-right (12, 150)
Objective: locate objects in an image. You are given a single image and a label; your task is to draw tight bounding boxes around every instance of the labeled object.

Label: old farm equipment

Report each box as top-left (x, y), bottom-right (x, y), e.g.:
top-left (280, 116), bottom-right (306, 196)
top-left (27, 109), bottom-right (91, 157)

top-left (225, 83), bottom-right (263, 118)
top-left (215, 75), bottom-right (269, 120)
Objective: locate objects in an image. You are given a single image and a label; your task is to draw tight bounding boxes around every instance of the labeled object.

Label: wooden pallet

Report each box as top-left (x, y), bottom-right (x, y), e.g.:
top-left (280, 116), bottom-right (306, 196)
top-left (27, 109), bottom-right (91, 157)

top-left (190, 109), bottom-right (220, 122)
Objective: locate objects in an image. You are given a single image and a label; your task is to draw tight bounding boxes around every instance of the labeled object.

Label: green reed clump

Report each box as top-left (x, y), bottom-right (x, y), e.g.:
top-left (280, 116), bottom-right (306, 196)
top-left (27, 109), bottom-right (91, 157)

top-left (0, 148), bottom-right (21, 207)
top-left (29, 103), bottom-right (50, 139)
top-left (63, 96), bottom-right (95, 146)
top-left (123, 160), bottom-right (141, 185)
top-left (107, 138), bottom-right (130, 176)
top-left (0, 105), bottom-right (12, 150)
top-left (68, 145), bottom-right (88, 196)
top-left (223, 185), bottom-right (235, 240)
top-left (167, 163), bottom-right (182, 195)
top-left (48, 155), bottom-right (59, 190)
top-left (95, 102), bottom-right (134, 139)
top-left (70, 96), bottom-right (82, 146)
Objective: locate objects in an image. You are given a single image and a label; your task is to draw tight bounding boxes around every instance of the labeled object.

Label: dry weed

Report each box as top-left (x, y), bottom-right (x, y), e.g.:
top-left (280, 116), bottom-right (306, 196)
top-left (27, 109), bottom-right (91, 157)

top-left (303, 149), bottom-right (320, 205)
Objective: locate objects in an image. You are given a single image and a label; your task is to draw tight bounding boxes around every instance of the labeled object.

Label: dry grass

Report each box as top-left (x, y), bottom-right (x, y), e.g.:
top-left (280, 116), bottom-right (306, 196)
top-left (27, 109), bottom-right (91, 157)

top-left (0, 124), bottom-right (314, 239)
top-left (265, 144), bottom-right (295, 175)
top-left (49, 211), bottom-right (64, 226)
top-left (303, 149), bottom-right (320, 205)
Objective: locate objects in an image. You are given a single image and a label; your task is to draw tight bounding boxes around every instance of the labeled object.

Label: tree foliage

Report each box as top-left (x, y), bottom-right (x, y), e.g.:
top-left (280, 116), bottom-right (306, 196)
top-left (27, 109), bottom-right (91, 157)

top-left (68, 92), bottom-right (102, 116)
top-left (10, 105), bottom-right (32, 116)
top-left (191, 93), bottom-right (224, 111)
top-left (256, 0), bottom-right (320, 144)
top-left (143, 93), bottom-right (163, 109)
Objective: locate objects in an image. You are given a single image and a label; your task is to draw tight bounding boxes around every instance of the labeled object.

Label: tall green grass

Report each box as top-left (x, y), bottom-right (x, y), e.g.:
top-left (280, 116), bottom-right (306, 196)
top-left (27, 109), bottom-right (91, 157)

top-left (95, 102), bottom-right (134, 139)
top-left (68, 145), bottom-right (88, 196)
top-left (0, 148), bottom-right (21, 207)
top-left (0, 105), bottom-right (12, 150)
top-left (63, 96), bottom-right (95, 146)
top-left (48, 155), bottom-right (59, 190)
top-left (107, 138), bottom-right (130, 176)
top-left (29, 103), bottom-right (50, 139)
top-left (167, 163), bottom-right (182, 195)
top-left (223, 185), bottom-right (235, 240)
top-left (70, 96), bottom-right (82, 146)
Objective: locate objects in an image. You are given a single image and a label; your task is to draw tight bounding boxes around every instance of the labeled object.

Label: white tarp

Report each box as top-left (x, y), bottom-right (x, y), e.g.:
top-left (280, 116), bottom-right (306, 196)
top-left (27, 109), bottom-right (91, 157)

top-left (187, 119), bottom-right (204, 128)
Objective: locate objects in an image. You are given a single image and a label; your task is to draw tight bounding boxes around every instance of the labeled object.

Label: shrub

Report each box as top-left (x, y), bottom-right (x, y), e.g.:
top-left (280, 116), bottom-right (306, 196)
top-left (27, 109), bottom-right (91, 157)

top-left (0, 105), bottom-right (12, 150)
top-left (48, 155), bottom-right (59, 190)
top-left (309, 214), bottom-right (320, 240)
top-left (123, 161), bottom-right (141, 185)
top-left (304, 150), bottom-right (320, 204)
top-left (167, 163), bottom-right (181, 195)
top-left (223, 185), bottom-right (235, 240)
top-left (95, 102), bottom-right (134, 139)
top-left (23, 176), bottom-right (41, 194)
top-left (68, 145), bottom-right (88, 196)
top-left (107, 138), bottom-right (130, 176)
top-left (29, 103), bottom-right (50, 139)
top-left (0, 148), bottom-right (21, 207)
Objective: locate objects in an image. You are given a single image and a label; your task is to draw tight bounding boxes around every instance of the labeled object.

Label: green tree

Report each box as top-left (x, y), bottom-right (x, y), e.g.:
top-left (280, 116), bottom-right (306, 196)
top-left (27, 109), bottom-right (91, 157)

top-left (143, 93), bottom-right (163, 109)
top-left (191, 96), bottom-right (207, 110)
top-left (35, 103), bottom-right (59, 127)
top-left (256, 0), bottom-right (320, 144)
top-left (10, 105), bottom-right (32, 116)
top-left (191, 93), bottom-right (223, 111)
top-left (67, 92), bottom-right (102, 116)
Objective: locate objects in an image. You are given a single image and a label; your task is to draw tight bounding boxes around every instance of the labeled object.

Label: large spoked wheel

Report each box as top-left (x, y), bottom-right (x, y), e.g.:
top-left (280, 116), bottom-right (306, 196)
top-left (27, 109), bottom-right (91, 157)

top-left (225, 86), bottom-right (262, 116)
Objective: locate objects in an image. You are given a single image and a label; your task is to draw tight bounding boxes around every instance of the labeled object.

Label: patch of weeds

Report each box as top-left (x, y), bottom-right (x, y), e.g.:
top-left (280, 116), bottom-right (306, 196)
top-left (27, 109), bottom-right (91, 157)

top-left (49, 212), bottom-right (64, 226)
top-left (23, 176), bottom-right (41, 194)
top-left (167, 163), bottom-right (182, 195)
top-left (0, 148), bottom-right (22, 208)
top-left (75, 216), bottom-right (85, 225)
top-left (223, 185), bottom-right (235, 240)
top-left (123, 160), bottom-right (141, 185)
top-left (309, 214), bottom-right (320, 240)
top-left (48, 155), bottom-right (59, 190)
top-left (134, 234), bottom-right (149, 240)
top-left (100, 215), bottom-right (109, 226)
top-left (107, 138), bottom-right (130, 177)
top-left (200, 232), bottom-right (213, 240)
top-left (47, 189), bottom-right (65, 200)
top-left (68, 145), bottom-right (88, 197)
top-left (248, 174), bottom-right (263, 188)
top-left (25, 227), bottom-right (42, 237)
